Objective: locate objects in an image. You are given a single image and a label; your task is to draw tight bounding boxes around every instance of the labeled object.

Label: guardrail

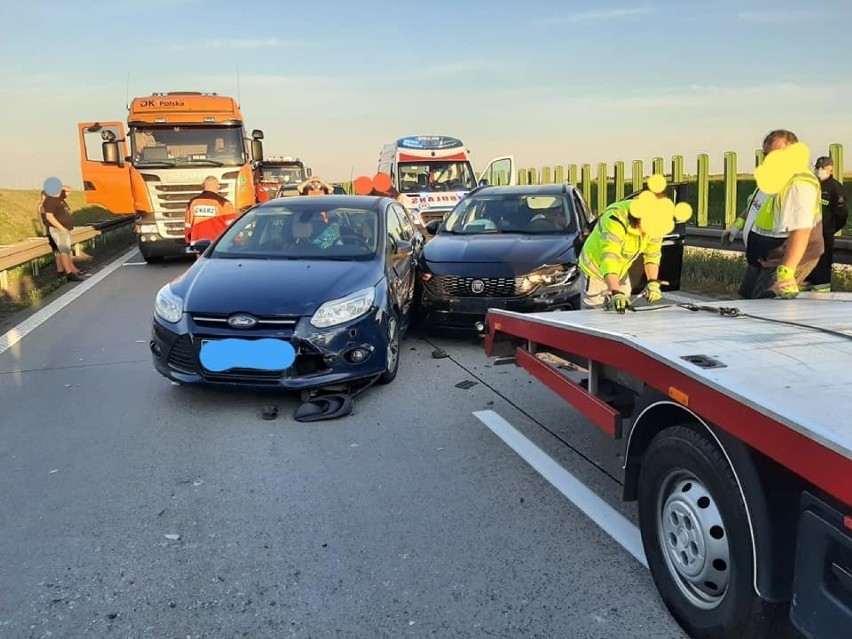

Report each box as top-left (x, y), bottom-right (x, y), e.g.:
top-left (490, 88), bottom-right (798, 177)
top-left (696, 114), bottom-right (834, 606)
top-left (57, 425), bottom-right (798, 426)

top-left (0, 215), bottom-right (136, 291)
top-left (685, 226), bottom-right (852, 265)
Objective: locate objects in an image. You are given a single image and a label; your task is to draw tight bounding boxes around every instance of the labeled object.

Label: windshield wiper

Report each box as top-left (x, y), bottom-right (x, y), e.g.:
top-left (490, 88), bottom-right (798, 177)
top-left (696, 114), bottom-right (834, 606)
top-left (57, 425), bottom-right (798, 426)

top-left (134, 160), bottom-right (176, 168)
top-left (182, 159), bottom-right (225, 167)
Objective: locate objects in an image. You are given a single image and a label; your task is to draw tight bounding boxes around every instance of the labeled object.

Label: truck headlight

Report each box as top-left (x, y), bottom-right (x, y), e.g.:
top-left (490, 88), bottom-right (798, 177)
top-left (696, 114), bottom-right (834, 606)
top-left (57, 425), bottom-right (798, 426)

top-left (517, 264), bottom-right (578, 293)
top-left (310, 287), bottom-right (375, 328)
top-left (154, 285), bottom-right (184, 324)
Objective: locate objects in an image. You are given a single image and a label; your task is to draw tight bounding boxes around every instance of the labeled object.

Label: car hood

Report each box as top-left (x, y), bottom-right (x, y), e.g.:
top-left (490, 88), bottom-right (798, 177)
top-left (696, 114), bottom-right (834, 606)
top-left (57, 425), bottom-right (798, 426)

top-left (172, 257), bottom-right (383, 316)
top-left (423, 233), bottom-right (579, 275)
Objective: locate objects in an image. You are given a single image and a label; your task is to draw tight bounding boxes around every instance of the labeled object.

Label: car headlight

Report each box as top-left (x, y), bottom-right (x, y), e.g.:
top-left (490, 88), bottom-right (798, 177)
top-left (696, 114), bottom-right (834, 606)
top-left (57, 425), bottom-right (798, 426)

top-left (517, 264), bottom-right (579, 293)
top-left (310, 287), bottom-right (376, 328)
top-left (154, 285), bottom-right (184, 324)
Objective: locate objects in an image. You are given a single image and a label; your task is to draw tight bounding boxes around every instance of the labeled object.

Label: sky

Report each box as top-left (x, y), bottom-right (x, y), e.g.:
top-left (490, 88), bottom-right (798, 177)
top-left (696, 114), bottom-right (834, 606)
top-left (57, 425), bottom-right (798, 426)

top-left (0, 0), bottom-right (850, 189)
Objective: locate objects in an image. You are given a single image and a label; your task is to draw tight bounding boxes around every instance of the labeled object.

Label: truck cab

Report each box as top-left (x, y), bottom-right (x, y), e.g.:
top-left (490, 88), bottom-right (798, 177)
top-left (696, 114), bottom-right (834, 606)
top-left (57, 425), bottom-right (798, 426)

top-left (254, 157), bottom-right (311, 202)
top-left (77, 92), bottom-right (264, 263)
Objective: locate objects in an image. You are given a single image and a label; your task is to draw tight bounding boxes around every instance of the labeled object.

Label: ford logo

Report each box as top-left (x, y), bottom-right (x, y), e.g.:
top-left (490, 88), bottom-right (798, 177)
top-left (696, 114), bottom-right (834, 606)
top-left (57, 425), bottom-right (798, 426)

top-left (470, 279), bottom-right (485, 294)
top-left (227, 314), bottom-right (258, 329)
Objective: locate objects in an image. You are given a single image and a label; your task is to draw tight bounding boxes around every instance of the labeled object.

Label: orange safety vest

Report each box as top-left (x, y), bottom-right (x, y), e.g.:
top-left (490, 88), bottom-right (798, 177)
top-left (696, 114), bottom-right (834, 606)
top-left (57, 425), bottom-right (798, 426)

top-left (185, 191), bottom-right (237, 245)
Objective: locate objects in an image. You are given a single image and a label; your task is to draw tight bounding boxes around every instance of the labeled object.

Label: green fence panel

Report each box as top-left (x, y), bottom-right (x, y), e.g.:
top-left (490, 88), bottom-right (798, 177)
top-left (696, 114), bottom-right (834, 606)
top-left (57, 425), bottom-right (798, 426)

top-left (596, 163), bottom-right (608, 214)
top-left (554, 165), bottom-right (565, 183)
top-left (614, 161), bottom-right (625, 201)
top-left (830, 143), bottom-right (844, 184)
top-left (672, 155), bottom-right (684, 182)
top-left (581, 164), bottom-right (592, 207)
top-left (541, 166), bottom-right (553, 184)
top-left (632, 160), bottom-right (643, 193)
top-left (652, 156), bottom-right (664, 177)
top-left (568, 164), bottom-right (578, 185)
top-left (518, 169), bottom-right (528, 185)
top-left (724, 152), bottom-right (738, 225)
top-left (528, 168), bottom-right (538, 185)
top-left (755, 150), bottom-right (764, 167)
top-left (697, 153), bottom-right (709, 227)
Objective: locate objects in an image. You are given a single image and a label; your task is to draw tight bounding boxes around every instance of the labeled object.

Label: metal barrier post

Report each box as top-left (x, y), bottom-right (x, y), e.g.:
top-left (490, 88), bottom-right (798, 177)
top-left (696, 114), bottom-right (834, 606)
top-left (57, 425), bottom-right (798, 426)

top-left (724, 151), bottom-right (738, 226)
top-left (697, 153), bottom-right (709, 227)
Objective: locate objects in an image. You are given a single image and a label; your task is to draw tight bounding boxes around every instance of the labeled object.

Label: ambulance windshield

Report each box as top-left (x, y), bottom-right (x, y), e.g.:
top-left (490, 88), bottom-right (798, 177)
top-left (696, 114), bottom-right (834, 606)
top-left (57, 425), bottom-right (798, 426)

top-left (397, 161), bottom-right (476, 194)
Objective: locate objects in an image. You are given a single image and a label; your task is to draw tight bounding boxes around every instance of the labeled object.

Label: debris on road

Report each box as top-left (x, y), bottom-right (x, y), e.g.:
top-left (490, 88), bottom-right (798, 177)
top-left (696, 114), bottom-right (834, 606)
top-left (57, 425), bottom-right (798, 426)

top-left (164, 534), bottom-right (181, 541)
top-left (455, 380), bottom-right (477, 390)
top-left (431, 348), bottom-right (449, 359)
top-left (261, 405), bottom-right (279, 420)
top-left (49, 469), bottom-right (58, 474)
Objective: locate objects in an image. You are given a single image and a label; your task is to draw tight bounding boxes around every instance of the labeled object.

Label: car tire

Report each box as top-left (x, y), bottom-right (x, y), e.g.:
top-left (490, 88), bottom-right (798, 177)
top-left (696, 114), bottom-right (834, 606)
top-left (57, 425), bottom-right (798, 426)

top-left (377, 309), bottom-right (400, 385)
top-left (637, 425), bottom-right (795, 639)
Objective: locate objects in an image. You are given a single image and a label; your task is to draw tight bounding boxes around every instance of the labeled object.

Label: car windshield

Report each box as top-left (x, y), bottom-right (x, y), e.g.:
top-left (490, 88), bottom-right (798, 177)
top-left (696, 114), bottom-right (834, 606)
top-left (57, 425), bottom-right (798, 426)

top-left (212, 203), bottom-right (379, 260)
top-left (443, 193), bottom-right (577, 235)
top-left (397, 161), bottom-right (476, 193)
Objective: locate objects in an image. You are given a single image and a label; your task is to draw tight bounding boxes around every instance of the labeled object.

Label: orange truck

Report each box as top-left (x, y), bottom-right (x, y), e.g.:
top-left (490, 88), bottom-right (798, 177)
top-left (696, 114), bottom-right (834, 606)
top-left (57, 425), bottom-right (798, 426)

top-left (77, 91), bottom-right (265, 262)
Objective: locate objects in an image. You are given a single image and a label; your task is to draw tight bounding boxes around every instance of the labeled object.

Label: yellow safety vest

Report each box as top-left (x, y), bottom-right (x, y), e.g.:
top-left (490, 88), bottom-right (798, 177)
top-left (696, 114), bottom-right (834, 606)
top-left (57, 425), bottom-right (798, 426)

top-left (753, 172), bottom-right (821, 236)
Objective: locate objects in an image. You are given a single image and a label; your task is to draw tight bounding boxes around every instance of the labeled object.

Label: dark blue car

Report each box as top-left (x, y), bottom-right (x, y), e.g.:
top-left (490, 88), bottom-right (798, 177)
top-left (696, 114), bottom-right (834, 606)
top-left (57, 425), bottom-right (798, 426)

top-left (149, 195), bottom-right (423, 391)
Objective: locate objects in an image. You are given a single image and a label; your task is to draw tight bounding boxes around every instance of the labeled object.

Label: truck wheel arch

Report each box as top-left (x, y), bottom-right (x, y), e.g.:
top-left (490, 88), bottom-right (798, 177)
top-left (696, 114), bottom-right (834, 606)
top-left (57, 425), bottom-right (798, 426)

top-left (623, 391), bottom-right (803, 604)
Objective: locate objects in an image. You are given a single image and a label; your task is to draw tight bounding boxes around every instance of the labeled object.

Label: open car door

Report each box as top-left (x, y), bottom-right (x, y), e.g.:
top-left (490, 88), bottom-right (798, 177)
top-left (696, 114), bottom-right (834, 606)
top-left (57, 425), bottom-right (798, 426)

top-left (77, 121), bottom-right (134, 214)
top-left (477, 155), bottom-right (516, 187)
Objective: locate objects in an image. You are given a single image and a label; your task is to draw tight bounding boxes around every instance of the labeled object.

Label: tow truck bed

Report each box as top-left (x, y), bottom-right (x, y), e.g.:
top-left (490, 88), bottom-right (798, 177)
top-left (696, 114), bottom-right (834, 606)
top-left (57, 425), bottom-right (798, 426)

top-left (484, 296), bottom-right (852, 638)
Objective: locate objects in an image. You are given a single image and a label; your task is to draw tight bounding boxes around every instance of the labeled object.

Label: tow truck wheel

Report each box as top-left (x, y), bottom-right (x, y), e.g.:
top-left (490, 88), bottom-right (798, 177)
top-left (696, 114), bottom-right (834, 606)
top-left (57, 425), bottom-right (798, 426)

top-left (637, 426), bottom-right (793, 639)
top-left (377, 310), bottom-right (400, 385)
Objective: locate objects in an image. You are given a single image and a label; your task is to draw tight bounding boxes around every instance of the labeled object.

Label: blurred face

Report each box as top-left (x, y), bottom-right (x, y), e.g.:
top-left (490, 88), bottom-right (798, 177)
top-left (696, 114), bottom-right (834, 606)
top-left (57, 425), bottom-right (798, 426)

top-left (816, 165), bottom-right (833, 180)
top-left (763, 137), bottom-right (789, 156)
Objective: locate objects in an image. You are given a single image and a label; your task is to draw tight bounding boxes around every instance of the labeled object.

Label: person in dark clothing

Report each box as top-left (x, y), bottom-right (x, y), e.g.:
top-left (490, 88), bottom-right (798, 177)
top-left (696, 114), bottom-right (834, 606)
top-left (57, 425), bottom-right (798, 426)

top-left (804, 156), bottom-right (849, 292)
top-left (38, 190), bottom-right (66, 276)
top-left (41, 177), bottom-right (86, 281)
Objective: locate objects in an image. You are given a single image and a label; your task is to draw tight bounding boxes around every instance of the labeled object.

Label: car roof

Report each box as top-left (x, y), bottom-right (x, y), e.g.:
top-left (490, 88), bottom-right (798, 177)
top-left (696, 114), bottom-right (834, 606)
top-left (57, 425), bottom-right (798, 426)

top-left (259, 194), bottom-right (391, 209)
top-left (470, 184), bottom-right (575, 197)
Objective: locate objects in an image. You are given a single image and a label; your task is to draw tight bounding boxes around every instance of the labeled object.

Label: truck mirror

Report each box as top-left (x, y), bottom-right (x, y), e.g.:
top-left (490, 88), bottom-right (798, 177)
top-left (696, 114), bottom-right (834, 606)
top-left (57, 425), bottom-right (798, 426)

top-left (251, 139), bottom-right (264, 163)
top-left (102, 140), bottom-right (122, 165)
top-left (307, 167), bottom-right (312, 177)
top-left (251, 129), bottom-right (264, 140)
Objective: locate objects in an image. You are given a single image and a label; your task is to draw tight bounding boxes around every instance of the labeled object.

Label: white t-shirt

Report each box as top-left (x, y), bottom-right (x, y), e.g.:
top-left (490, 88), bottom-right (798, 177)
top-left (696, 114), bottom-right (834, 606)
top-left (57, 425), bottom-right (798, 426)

top-left (748, 182), bottom-right (819, 240)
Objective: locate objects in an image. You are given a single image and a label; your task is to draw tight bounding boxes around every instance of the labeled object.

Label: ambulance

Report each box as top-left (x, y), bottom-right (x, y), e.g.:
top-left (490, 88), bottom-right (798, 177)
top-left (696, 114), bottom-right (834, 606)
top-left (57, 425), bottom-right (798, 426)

top-left (377, 135), bottom-right (515, 226)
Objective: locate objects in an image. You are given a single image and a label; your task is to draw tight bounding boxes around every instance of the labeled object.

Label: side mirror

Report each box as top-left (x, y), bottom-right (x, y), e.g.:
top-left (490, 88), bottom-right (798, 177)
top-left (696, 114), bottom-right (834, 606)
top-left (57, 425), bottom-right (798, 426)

top-left (395, 239), bottom-right (412, 254)
top-left (251, 139), bottom-right (264, 163)
top-left (251, 129), bottom-right (264, 140)
top-left (192, 239), bottom-right (212, 254)
top-left (425, 220), bottom-right (441, 235)
top-left (102, 140), bottom-right (122, 165)
top-left (307, 167), bottom-right (313, 177)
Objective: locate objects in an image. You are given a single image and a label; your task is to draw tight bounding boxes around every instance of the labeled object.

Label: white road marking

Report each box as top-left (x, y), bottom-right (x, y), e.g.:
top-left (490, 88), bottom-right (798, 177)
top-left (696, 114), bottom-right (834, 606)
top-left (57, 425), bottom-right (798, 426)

top-left (0, 247), bottom-right (138, 357)
top-left (473, 409), bottom-right (648, 568)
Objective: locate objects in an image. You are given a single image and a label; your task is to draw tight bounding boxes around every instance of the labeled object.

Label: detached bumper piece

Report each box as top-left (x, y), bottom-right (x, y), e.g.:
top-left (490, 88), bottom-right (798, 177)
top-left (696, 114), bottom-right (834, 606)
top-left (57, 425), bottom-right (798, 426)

top-left (790, 491), bottom-right (852, 637)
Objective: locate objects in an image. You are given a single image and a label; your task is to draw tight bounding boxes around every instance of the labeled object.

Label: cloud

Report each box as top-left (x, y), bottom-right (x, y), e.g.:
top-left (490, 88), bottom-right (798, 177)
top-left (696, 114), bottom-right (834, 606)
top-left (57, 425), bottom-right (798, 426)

top-left (539, 7), bottom-right (657, 24)
top-left (169, 38), bottom-right (313, 51)
top-left (736, 11), bottom-right (820, 24)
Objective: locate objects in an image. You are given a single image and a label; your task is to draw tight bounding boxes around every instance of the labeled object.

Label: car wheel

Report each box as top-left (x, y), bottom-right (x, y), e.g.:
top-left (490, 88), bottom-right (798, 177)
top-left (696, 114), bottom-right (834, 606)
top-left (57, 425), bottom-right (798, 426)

top-left (637, 425), bottom-right (794, 639)
top-left (378, 309), bottom-right (400, 385)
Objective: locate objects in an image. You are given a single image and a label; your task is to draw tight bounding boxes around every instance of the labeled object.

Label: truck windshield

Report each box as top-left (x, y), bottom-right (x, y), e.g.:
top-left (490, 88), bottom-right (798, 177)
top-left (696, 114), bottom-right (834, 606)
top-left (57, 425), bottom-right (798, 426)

top-left (259, 165), bottom-right (306, 183)
top-left (130, 125), bottom-right (246, 168)
top-left (397, 161), bottom-right (476, 194)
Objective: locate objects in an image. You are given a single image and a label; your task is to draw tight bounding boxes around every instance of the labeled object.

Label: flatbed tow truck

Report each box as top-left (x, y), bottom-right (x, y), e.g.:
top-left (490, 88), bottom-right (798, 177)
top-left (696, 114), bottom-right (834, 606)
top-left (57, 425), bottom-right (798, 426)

top-left (483, 294), bottom-right (852, 639)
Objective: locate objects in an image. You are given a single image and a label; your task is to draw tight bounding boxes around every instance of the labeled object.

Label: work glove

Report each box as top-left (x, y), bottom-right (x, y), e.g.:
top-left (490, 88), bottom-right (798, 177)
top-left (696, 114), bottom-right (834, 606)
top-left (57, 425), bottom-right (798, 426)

top-left (721, 218), bottom-right (745, 245)
top-left (775, 265), bottom-right (799, 299)
top-left (605, 291), bottom-right (631, 314)
top-left (642, 280), bottom-right (663, 303)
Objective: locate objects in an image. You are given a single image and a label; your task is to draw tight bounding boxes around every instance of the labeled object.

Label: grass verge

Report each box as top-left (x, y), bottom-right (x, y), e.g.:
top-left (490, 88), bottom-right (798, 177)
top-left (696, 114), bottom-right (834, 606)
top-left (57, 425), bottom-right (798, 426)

top-left (681, 246), bottom-right (852, 298)
top-left (0, 189), bottom-right (114, 245)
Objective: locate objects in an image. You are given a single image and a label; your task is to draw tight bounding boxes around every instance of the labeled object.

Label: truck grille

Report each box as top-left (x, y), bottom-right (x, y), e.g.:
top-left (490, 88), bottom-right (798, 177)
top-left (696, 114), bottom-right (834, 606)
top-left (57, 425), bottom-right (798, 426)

top-left (428, 275), bottom-right (522, 298)
top-left (146, 179), bottom-right (234, 239)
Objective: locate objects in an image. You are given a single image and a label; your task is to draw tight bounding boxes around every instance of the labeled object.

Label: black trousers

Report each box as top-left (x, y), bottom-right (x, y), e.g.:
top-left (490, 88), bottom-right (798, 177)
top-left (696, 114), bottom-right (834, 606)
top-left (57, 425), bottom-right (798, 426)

top-left (805, 234), bottom-right (834, 287)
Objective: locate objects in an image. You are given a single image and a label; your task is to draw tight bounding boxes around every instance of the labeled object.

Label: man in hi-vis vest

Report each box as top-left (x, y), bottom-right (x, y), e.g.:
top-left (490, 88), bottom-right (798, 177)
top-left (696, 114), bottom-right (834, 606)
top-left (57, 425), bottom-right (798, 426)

top-left (738, 130), bottom-right (824, 299)
top-left (184, 176), bottom-right (237, 251)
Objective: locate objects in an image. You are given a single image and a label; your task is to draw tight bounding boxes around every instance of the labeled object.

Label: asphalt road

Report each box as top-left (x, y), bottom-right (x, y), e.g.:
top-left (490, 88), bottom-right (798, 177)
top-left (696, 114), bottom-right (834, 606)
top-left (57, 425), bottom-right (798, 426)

top-left (0, 250), bottom-right (689, 639)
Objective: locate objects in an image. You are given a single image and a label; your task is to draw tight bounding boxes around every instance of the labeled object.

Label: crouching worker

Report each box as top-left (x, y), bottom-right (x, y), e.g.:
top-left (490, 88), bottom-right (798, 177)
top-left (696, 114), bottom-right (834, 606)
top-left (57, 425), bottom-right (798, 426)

top-left (578, 177), bottom-right (692, 313)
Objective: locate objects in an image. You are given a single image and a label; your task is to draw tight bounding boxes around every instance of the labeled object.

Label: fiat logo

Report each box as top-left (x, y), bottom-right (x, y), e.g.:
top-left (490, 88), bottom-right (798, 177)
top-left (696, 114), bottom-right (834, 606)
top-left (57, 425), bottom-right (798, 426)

top-left (470, 279), bottom-right (485, 294)
top-left (227, 314), bottom-right (257, 329)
